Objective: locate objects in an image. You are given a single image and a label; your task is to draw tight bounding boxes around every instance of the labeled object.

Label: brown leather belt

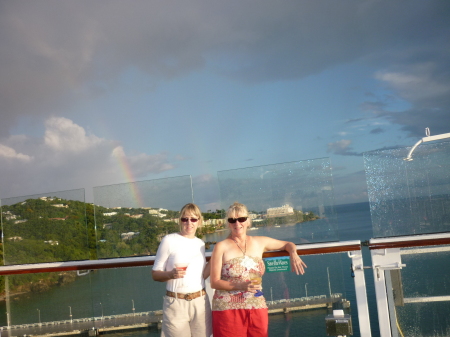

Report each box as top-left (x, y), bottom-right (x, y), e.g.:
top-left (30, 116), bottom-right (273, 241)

top-left (166, 289), bottom-right (206, 301)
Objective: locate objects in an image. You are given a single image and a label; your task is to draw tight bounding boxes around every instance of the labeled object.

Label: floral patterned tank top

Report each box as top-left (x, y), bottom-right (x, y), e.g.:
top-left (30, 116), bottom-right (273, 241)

top-left (212, 255), bottom-right (267, 311)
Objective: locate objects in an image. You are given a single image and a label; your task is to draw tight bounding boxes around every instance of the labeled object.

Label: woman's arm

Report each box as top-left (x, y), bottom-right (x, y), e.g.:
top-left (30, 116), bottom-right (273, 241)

top-left (203, 260), bottom-right (210, 279)
top-left (151, 236), bottom-right (186, 282)
top-left (209, 242), bottom-right (260, 292)
top-left (261, 237), bottom-right (307, 275)
top-left (152, 269), bottom-right (176, 282)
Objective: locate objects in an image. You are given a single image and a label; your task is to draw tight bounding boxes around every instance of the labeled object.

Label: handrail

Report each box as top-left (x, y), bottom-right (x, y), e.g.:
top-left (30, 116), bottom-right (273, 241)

top-left (369, 232), bottom-right (450, 250)
top-left (0, 240), bottom-right (362, 276)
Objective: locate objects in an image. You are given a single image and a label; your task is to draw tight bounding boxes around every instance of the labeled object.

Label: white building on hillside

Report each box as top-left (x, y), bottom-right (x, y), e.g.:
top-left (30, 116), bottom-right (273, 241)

top-left (267, 204), bottom-right (294, 218)
top-left (103, 212), bottom-right (118, 216)
top-left (149, 208), bottom-right (167, 217)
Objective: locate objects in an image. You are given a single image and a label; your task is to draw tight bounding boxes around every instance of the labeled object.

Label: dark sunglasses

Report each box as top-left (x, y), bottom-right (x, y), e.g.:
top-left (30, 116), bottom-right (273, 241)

top-left (181, 217), bottom-right (199, 223)
top-left (228, 217), bottom-right (248, 224)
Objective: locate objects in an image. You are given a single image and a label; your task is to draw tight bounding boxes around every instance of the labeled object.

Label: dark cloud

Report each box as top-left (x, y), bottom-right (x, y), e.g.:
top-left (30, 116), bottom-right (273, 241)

top-left (386, 109), bottom-right (450, 137)
top-left (361, 79), bottom-right (450, 138)
top-left (359, 52), bottom-right (450, 138)
top-left (1, 0), bottom-right (450, 139)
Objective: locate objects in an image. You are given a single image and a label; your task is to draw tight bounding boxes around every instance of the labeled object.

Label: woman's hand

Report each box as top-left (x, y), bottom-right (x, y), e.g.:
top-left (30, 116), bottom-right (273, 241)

top-left (238, 281), bottom-right (262, 293)
top-left (172, 267), bottom-right (186, 279)
top-left (290, 254), bottom-right (307, 275)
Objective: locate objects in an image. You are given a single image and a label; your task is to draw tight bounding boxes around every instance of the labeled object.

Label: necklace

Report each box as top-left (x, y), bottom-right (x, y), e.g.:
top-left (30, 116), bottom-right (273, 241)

top-left (230, 236), bottom-right (247, 256)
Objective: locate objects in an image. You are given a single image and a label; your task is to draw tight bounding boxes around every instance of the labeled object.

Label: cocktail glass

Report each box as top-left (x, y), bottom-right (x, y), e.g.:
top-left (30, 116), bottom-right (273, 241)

top-left (174, 262), bottom-right (189, 290)
top-left (249, 272), bottom-right (264, 297)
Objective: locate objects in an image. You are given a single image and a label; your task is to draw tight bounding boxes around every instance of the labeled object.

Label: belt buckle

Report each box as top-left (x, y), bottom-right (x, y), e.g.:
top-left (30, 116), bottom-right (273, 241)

top-left (184, 293), bottom-right (193, 301)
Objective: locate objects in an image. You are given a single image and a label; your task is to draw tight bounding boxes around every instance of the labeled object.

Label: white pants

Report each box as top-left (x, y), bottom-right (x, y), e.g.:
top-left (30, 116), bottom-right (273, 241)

top-left (161, 293), bottom-right (212, 337)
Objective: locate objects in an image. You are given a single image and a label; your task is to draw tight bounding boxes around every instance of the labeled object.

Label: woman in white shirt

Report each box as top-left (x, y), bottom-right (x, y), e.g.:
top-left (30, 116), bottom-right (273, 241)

top-left (152, 203), bottom-right (212, 337)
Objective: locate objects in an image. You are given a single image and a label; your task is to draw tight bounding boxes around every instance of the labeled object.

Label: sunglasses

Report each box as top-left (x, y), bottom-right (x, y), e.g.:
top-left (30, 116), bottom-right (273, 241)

top-left (181, 217), bottom-right (199, 223)
top-left (228, 217), bottom-right (248, 224)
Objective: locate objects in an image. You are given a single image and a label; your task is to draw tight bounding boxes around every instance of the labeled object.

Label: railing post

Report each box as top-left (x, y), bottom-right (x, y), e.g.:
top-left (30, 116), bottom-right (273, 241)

top-left (349, 249), bottom-right (372, 337)
top-left (370, 248), bottom-right (405, 337)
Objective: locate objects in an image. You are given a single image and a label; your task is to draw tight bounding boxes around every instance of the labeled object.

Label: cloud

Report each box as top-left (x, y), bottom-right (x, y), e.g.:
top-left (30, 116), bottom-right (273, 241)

top-left (0, 144), bottom-right (33, 162)
top-left (375, 63), bottom-right (450, 103)
top-left (1, 1), bottom-right (450, 139)
top-left (44, 117), bottom-right (102, 152)
top-left (0, 117), bottom-right (174, 199)
top-left (327, 139), bottom-right (361, 156)
top-left (360, 60), bottom-right (450, 137)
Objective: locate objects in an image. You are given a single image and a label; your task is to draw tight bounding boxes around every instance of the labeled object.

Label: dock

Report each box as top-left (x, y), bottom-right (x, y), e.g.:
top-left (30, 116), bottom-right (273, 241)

top-left (0, 311), bottom-right (163, 337)
top-left (1, 294), bottom-right (345, 336)
top-left (267, 293), bottom-right (344, 314)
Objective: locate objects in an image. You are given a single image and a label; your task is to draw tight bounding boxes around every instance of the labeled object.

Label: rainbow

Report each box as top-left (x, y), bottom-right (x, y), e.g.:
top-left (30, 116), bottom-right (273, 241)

top-left (114, 146), bottom-right (145, 208)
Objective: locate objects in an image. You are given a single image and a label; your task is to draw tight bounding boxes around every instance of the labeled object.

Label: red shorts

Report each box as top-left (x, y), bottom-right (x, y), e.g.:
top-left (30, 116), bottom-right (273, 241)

top-left (213, 308), bottom-right (268, 337)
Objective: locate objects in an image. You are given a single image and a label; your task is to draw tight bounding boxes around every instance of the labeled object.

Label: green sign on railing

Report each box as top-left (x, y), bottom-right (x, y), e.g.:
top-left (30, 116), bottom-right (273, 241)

top-left (264, 256), bottom-right (291, 272)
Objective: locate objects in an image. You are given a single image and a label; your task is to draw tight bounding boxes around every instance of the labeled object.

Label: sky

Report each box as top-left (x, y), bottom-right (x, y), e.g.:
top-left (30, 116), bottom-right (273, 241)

top-left (1, 0), bottom-right (450, 211)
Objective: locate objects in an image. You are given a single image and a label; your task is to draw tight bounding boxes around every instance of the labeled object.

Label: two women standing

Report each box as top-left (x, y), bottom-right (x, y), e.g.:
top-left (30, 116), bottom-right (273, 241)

top-left (152, 201), bottom-right (306, 337)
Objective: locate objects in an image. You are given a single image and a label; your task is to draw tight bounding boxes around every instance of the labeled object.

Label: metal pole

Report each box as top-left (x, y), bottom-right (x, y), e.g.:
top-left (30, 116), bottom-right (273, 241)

top-left (305, 283), bottom-right (308, 304)
top-left (270, 287), bottom-right (273, 304)
top-left (132, 299), bottom-right (135, 315)
top-left (69, 306), bottom-right (72, 323)
top-left (100, 303), bottom-right (104, 320)
top-left (327, 267), bottom-right (332, 297)
top-left (37, 309), bottom-right (41, 326)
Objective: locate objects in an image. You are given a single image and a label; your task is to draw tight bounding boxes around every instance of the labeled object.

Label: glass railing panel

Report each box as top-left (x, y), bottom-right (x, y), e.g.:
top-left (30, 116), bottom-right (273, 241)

top-left (215, 160), bottom-right (361, 336)
top-left (391, 245), bottom-right (450, 336)
top-left (93, 176), bottom-right (193, 258)
top-left (217, 159), bottom-right (338, 244)
top-left (0, 189), bottom-right (89, 265)
top-left (364, 140), bottom-right (450, 238)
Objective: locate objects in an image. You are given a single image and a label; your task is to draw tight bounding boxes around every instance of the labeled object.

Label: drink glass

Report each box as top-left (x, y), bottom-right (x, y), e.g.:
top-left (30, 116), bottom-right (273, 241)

top-left (249, 272), bottom-right (263, 297)
top-left (174, 262), bottom-right (189, 290)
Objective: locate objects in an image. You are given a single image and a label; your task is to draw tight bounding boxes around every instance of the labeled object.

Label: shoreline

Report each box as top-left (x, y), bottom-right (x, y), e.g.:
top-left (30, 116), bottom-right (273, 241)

top-left (0, 291), bottom-right (28, 302)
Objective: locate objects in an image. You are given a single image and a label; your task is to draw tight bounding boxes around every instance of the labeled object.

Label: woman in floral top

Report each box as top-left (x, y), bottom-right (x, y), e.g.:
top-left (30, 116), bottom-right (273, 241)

top-left (210, 202), bottom-right (307, 337)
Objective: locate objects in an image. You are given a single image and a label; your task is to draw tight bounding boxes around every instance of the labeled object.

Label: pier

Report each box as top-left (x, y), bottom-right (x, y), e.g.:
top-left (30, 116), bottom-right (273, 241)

top-left (267, 293), bottom-right (345, 314)
top-left (1, 294), bottom-right (345, 337)
top-left (0, 311), bottom-right (163, 337)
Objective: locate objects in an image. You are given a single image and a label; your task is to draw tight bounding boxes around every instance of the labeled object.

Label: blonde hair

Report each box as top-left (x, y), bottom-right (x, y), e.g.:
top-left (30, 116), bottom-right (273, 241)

top-left (179, 203), bottom-right (203, 226)
top-left (226, 202), bottom-right (252, 227)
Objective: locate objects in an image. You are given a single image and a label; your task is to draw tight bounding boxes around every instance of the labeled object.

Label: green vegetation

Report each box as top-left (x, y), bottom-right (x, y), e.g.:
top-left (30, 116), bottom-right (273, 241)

top-left (0, 199), bottom-right (318, 296)
top-left (94, 206), bottom-right (180, 258)
top-left (0, 198), bottom-right (180, 296)
top-left (252, 209), bottom-right (319, 227)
